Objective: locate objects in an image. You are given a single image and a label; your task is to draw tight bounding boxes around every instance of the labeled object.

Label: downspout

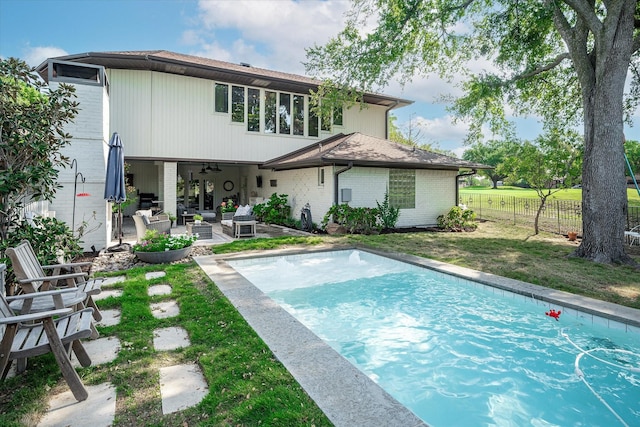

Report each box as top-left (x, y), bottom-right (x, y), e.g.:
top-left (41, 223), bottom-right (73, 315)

top-left (385, 101), bottom-right (400, 139)
top-left (455, 169), bottom-right (477, 206)
top-left (334, 162), bottom-right (354, 205)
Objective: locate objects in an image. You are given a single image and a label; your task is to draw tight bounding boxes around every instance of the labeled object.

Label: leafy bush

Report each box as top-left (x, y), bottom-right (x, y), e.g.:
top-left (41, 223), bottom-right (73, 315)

top-left (437, 206), bottom-right (478, 231)
top-left (376, 191), bottom-right (400, 230)
top-left (132, 229), bottom-right (197, 252)
top-left (252, 193), bottom-right (291, 225)
top-left (321, 203), bottom-right (379, 234)
top-left (0, 216), bottom-right (83, 289)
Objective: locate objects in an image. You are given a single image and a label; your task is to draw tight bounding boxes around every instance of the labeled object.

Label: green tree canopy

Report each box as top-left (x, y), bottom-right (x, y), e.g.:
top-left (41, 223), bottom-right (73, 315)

top-left (462, 139), bottom-right (519, 188)
top-left (508, 129), bottom-right (583, 234)
top-left (305, 0), bottom-right (639, 264)
top-left (0, 58), bottom-right (78, 241)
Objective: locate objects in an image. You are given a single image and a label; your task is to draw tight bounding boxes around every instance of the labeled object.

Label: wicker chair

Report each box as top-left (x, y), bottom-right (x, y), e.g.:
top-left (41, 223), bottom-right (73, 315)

top-left (133, 211), bottom-right (171, 242)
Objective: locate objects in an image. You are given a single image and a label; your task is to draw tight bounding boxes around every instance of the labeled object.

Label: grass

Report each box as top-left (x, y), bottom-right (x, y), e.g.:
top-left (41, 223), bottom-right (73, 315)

top-left (461, 185), bottom-right (640, 205)
top-left (1, 221), bottom-right (638, 425)
top-left (0, 263), bottom-right (332, 427)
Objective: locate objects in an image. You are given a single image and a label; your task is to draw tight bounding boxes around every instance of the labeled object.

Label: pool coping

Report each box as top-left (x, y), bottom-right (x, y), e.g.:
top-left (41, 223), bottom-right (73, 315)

top-left (194, 245), bottom-right (640, 427)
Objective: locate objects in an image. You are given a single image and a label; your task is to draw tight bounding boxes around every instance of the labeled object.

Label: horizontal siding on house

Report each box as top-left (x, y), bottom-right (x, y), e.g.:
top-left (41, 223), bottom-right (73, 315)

top-left (109, 70), bottom-right (388, 163)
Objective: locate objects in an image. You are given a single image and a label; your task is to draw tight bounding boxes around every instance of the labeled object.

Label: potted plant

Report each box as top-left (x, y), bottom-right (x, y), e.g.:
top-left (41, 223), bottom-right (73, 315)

top-left (193, 214), bottom-right (203, 225)
top-left (168, 213), bottom-right (177, 228)
top-left (132, 230), bottom-right (197, 264)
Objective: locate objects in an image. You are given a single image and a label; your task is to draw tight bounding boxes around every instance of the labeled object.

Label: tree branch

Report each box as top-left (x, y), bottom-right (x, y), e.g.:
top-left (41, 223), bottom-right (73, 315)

top-left (508, 53), bottom-right (572, 83)
top-left (561, 0), bottom-right (604, 34)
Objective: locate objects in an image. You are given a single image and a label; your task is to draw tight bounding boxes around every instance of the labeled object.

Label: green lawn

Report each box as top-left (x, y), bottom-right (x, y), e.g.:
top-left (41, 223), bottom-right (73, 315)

top-left (461, 185), bottom-right (640, 205)
top-left (2, 223), bottom-right (638, 426)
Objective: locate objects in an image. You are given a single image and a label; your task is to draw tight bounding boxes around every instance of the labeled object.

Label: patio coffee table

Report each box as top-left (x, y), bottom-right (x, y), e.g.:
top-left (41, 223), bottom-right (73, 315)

top-left (234, 220), bottom-right (257, 238)
top-left (186, 222), bottom-right (213, 239)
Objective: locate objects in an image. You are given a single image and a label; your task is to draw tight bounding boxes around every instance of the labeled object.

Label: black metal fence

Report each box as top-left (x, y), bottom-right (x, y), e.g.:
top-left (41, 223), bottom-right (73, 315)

top-left (458, 193), bottom-right (640, 236)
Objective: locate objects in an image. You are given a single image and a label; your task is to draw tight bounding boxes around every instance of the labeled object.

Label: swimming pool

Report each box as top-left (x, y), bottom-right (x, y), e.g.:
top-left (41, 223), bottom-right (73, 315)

top-left (227, 249), bottom-right (640, 427)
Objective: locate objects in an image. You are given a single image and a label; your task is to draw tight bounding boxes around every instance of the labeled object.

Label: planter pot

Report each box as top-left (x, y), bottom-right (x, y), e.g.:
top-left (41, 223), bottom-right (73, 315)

top-left (194, 220), bottom-right (202, 225)
top-left (135, 246), bottom-right (191, 264)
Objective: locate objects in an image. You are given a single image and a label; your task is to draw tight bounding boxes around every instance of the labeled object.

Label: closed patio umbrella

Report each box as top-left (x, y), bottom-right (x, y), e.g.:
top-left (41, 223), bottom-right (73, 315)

top-left (104, 132), bottom-right (127, 250)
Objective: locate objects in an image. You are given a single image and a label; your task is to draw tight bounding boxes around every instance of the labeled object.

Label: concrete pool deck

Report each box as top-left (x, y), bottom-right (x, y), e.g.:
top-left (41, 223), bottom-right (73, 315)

top-left (195, 245), bottom-right (640, 427)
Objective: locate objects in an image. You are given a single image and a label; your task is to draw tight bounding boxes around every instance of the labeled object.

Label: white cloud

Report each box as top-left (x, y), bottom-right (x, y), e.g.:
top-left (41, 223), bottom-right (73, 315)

top-left (23, 46), bottom-right (68, 67)
top-left (194, 0), bottom-right (349, 74)
top-left (413, 115), bottom-right (470, 144)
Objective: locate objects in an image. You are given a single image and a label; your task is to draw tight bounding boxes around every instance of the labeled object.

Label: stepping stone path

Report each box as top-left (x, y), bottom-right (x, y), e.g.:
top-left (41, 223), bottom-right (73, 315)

top-left (39, 272), bottom-right (208, 426)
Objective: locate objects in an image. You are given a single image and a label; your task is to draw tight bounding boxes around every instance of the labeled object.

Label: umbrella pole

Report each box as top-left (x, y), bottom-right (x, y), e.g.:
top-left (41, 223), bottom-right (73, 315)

top-left (118, 204), bottom-right (123, 245)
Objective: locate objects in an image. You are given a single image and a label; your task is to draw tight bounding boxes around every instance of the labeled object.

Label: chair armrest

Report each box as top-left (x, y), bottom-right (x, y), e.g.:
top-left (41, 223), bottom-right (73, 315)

top-left (6, 287), bottom-right (79, 300)
top-left (0, 308), bottom-right (73, 324)
top-left (42, 261), bottom-right (92, 270)
top-left (17, 271), bottom-right (87, 284)
top-left (153, 214), bottom-right (170, 221)
top-left (147, 220), bottom-right (171, 231)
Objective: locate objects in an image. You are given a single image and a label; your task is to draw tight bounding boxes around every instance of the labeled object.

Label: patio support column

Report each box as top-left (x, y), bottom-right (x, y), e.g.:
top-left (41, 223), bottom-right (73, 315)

top-left (163, 162), bottom-right (177, 219)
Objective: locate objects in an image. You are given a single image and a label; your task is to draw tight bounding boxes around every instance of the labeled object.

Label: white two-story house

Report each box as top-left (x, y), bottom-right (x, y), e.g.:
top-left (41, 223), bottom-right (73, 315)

top-left (36, 50), bottom-right (485, 251)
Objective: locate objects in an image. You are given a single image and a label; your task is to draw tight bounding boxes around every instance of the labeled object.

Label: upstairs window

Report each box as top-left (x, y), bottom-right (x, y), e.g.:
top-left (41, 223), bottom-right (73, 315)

top-left (231, 86), bottom-right (244, 123)
top-left (247, 88), bottom-right (260, 132)
top-left (279, 93), bottom-right (291, 135)
top-left (389, 169), bottom-right (415, 209)
top-left (333, 106), bottom-right (343, 126)
top-left (308, 109), bottom-right (319, 137)
top-left (214, 83), bottom-right (229, 113)
top-left (293, 95), bottom-right (304, 135)
top-left (264, 91), bottom-right (277, 133)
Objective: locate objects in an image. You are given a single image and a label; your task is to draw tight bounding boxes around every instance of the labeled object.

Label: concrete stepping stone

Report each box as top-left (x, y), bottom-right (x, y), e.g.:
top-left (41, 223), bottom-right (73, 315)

top-left (38, 383), bottom-right (117, 427)
top-left (93, 288), bottom-right (123, 301)
top-left (96, 309), bottom-right (121, 327)
top-left (151, 300), bottom-right (179, 319)
top-left (72, 337), bottom-right (121, 368)
top-left (153, 327), bottom-right (190, 351)
top-left (100, 275), bottom-right (126, 286)
top-left (160, 363), bottom-right (208, 414)
top-left (148, 284), bottom-right (172, 296)
top-left (146, 271), bottom-right (166, 280)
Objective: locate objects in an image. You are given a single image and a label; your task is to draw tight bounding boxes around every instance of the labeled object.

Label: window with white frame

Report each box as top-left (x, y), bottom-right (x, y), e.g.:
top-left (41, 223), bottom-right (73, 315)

top-left (215, 82), bottom-right (344, 137)
top-left (247, 88), bottom-right (260, 132)
top-left (214, 83), bottom-right (229, 113)
top-left (231, 86), bottom-right (244, 123)
top-left (389, 169), bottom-right (415, 209)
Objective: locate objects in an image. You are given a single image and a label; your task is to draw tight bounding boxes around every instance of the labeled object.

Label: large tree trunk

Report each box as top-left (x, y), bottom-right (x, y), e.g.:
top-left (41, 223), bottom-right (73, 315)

top-left (572, 4), bottom-right (635, 264)
top-left (575, 85), bottom-right (631, 264)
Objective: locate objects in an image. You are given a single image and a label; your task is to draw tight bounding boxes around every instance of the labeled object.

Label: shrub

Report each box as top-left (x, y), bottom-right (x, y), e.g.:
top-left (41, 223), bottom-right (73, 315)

top-left (132, 229), bottom-right (197, 252)
top-left (252, 193), bottom-right (291, 225)
top-left (376, 191), bottom-right (400, 230)
top-left (0, 216), bottom-right (83, 289)
top-left (321, 203), bottom-right (379, 234)
top-left (437, 206), bottom-right (478, 231)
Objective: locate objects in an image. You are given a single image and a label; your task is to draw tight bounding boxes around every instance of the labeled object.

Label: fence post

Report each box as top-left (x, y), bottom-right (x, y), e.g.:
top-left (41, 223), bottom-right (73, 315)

top-left (513, 196), bottom-right (516, 225)
top-left (557, 201), bottom-right (561, 234)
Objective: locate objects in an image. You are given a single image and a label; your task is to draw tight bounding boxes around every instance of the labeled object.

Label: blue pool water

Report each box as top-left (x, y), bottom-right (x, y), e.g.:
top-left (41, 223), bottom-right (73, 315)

top-left (228, 250), bottom-right (640, 427)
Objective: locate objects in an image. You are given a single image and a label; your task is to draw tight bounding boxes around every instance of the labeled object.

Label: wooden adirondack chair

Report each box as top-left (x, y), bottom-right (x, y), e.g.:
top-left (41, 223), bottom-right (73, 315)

top-left (5, 240), bottom-right (103, 322)
top-left (0, 264), bottom-right (94, 401)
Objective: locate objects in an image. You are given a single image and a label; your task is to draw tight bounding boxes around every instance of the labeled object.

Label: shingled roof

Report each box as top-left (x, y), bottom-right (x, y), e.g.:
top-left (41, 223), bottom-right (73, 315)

top-left (261, 133), bottom-right (490, 171)
top-left (36, 50), bottom-right (412, 109)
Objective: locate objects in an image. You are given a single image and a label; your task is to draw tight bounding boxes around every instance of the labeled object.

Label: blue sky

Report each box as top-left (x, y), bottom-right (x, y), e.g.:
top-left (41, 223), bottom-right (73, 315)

top-left (1, 0), bottom-right (638, 156)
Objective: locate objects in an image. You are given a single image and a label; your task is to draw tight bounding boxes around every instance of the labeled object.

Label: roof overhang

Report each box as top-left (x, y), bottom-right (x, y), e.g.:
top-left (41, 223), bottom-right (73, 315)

top-left (36, 51), bottom-right (413, 109)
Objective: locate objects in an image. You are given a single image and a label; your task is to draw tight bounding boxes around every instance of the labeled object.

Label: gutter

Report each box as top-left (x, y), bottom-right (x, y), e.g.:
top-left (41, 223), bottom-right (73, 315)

top-left (334, 162), bottom-right (354, 205)
top-left (455, 169), bottom-right (477, 206)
